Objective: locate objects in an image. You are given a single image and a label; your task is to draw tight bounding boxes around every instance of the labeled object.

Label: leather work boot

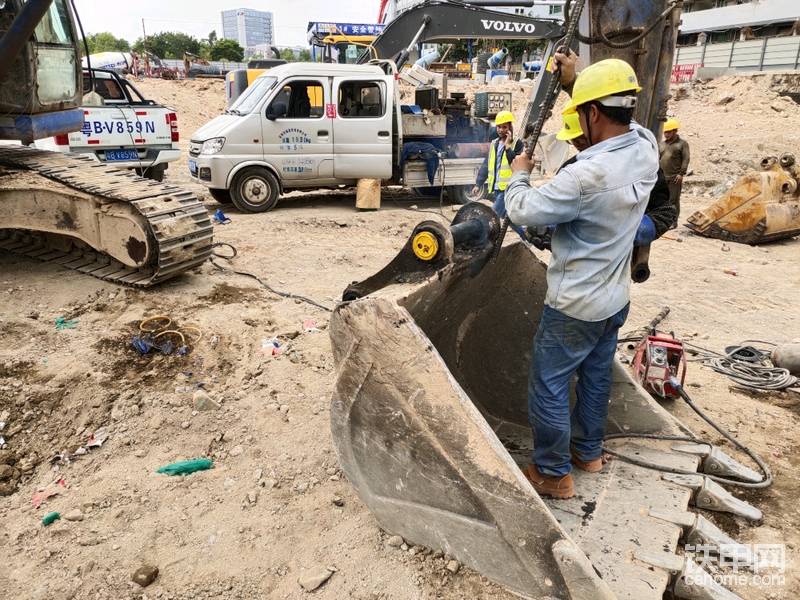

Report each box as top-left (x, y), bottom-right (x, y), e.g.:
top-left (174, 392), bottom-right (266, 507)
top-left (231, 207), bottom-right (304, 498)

top-left (571, 452), bottom-right (610, 473)
top-left (524, 464), bottom-right (575, 499)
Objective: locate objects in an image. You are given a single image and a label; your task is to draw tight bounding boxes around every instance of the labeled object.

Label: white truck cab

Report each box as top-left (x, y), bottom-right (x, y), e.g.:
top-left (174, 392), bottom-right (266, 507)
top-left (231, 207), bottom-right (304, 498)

top-left (189, 62), bottom-right (483, 212)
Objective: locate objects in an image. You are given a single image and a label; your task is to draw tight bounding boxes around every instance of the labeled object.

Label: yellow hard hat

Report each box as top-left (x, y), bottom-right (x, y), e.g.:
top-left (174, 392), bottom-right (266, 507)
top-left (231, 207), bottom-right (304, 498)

top-left (494, 110), bottom-right (515, 126)
top-left (563, 59), bottom-right (642, 116)
top-left (556, 112), bottom-right (584, 141)
top-left (663, 117), bottom-right (680, 132)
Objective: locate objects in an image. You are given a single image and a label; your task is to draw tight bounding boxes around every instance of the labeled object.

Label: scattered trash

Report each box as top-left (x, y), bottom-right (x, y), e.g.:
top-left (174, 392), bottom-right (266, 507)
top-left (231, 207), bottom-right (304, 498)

top-left (132, 316), bottom-right (201, 356)
top-left (723, 268), bottom-right (738, 276)
top-left (41, 511), bottom-right (61, 526)
top-left (156, 458), bottom-right (213, 476)
top-left (212, 208), bottom-right (231, 225)
top-left (132, 565), bottom-right (159, 588)
top-left (303, 319), bottom-right (321, 333)
top-left (32, 479), bottom-right (66, 508)
top-left (54, 316), bottom-right (78, 330)
top-left (0, 436), bottom-right (5, 448)
top-left (86, 427), bottom-right (109, 449)
top-left (261, 337), bottom-right (285, 356)
top-left (50, 428), bottom-right (110, 465)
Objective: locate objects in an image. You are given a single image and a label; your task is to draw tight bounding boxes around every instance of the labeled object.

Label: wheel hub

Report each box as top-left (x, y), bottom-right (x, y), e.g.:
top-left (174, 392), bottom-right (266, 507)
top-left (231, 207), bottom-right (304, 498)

top-left (244, 179), bottom-right (265, 203)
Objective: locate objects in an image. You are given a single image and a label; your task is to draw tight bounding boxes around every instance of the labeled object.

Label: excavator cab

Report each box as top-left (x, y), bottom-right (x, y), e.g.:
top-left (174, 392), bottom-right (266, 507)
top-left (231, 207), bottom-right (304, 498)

top-left (0, 0), bottom-right (84, 143)
top-left (331, 2), bottom-right (767, 598)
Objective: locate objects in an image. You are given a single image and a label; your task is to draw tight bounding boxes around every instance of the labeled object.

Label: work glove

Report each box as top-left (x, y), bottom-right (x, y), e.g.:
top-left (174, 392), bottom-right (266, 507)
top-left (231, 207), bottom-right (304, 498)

top-left (526, 225), bottom-right (553, 251)
top-left (634, 214), bottom-right (657, 247)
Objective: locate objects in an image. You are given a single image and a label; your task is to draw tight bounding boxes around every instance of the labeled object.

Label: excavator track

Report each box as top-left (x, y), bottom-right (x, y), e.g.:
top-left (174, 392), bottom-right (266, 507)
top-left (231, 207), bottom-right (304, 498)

top-left (0, 145), bottom-right (213, 287)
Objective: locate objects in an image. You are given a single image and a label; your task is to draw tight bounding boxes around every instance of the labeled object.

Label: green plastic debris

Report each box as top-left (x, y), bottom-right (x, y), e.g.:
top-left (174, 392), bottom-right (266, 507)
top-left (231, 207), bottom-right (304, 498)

top-left (156, 458), bottom-right (213, 476)
top-left (55, 317), bottom-right (79, 330)
top-left (42, 511), bottom-right (61, 526)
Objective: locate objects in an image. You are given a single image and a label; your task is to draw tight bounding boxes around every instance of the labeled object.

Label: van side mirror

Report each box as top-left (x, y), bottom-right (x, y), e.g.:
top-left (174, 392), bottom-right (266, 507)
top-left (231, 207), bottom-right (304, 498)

top-left (266, 101), bottom-right (288, 120)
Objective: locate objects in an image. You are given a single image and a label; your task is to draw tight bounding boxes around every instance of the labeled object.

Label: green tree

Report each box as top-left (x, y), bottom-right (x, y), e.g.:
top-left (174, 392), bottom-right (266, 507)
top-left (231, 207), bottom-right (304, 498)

top-left (132, 31), bottom-right (201, 59)
top-left (208, 30), bottom-right (218, 45)
top-left (210, 39), bottom-right (244, 62)
top-left (86, 32), bottom-right (130, 54)
top-left (298, 49), bottom-right (312, 62)
top-left (279, 48), bottom-right (296, 62)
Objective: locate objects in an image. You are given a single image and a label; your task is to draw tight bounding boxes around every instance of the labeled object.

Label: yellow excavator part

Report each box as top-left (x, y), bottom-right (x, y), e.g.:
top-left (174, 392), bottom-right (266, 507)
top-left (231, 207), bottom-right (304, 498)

top-left (686, 153), bottom-right (800, 244)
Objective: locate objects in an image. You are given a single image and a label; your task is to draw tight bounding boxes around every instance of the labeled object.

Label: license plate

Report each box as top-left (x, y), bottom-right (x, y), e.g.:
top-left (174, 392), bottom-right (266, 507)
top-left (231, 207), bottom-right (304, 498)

top-left (189, 159), bottom-right (198, 176)
top-left (105, 149), bottom-right (139, 162)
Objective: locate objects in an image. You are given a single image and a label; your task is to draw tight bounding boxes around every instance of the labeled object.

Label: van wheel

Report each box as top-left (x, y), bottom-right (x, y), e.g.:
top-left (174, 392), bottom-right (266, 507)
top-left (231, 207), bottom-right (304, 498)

top-left (449, 185), bottom-right (484, 205)
top-left (230, 167), bottom-right (280, 213)
top-left (209, 188), bottom-right (232, 204)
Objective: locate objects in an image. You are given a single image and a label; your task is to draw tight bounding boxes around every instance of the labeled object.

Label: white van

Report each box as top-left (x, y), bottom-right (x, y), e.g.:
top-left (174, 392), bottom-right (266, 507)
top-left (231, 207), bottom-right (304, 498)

top-left (189, 61), bottom-right (484, 212)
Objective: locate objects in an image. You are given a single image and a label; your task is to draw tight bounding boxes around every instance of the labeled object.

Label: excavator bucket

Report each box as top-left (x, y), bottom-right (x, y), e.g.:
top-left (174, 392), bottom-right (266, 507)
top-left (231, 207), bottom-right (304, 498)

top-left (687, 153), bottom-right (800, 244)
top-left (330, 240), bottom-right (755, 600)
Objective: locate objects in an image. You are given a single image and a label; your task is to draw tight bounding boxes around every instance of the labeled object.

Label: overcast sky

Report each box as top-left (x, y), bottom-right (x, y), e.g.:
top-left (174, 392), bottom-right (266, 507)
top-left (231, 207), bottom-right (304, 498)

top-left (72, 1), bottom-right (376, 48)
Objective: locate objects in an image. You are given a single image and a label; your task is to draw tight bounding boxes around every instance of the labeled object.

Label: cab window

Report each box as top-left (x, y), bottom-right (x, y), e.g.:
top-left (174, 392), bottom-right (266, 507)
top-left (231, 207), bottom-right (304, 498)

top-left (338, 81), bottom-right (385, 118)
top-left (268, 81), bottom-right (324, 119)
top-left (82, 75), bottom-right (125, 101)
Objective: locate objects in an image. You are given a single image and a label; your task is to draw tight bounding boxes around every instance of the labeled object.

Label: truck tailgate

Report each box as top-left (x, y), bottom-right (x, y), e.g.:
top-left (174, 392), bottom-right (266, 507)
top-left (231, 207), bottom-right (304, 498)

top-left (403, 157), bottom-right (484, 188)
top-left (68, 106), bottom-right (173, 150)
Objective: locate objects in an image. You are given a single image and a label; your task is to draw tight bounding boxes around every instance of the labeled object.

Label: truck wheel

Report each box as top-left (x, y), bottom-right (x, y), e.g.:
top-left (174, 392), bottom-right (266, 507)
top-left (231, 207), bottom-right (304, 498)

top-left (230, 167), bottom-right (279, 213)
top-left (137, 165), bottom-right (165, 182)
top-left (209, 188), bottom-right (232, 204)
top-left (449, 185), bottom-right (484, 205)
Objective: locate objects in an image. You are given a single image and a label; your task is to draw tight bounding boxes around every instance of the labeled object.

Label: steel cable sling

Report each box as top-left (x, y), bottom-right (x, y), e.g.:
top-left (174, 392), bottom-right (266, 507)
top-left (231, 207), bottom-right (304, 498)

top-left (492, 0), bottom-right (586, 259)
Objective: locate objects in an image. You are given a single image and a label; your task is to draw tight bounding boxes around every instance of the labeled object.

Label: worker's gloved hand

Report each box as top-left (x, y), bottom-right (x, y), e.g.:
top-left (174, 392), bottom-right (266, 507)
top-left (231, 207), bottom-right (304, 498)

top-left (634, 215), bottom-right (657, 247)
top-left (526, 225), bottom-right (553, 251)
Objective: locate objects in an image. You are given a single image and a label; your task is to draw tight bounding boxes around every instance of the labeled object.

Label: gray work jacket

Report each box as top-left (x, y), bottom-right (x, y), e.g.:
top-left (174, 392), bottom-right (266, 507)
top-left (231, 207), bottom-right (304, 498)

top-left (505, 122), bottom-right (659, 322)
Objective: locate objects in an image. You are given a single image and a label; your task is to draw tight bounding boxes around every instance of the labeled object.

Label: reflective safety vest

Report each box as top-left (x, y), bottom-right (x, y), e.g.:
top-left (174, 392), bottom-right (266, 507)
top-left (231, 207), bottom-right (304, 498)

top-left (487, 139), bottom-right (516, 192)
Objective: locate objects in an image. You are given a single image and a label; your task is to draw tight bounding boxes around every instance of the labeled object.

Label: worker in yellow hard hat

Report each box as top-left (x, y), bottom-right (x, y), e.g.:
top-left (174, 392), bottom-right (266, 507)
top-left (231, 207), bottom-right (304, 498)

top-left (556, 111), bottom-right (590, 151)
top-left (472, 110), bottom-right (526, 239)
top-left (498, 50), bottom-right (660, 501)
top-left (659, 117), bottom-right (690, 228)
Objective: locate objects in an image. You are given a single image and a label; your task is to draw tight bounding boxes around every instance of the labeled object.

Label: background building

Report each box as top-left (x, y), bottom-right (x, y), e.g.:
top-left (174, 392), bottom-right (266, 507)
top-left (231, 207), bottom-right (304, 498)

top-left (674, 0), bottom-right (800, 73)
top-left (222, 8), bottom-right (275, 57)
top-left (680, 0), bottom-right (799, 43)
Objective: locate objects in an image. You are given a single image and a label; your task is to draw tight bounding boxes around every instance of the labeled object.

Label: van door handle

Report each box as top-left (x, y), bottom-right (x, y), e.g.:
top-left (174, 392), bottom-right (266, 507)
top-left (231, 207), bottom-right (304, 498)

top-left (378, 131), bottom-right (390, 137)
top-left (318, 130), bottom-right (329, 136)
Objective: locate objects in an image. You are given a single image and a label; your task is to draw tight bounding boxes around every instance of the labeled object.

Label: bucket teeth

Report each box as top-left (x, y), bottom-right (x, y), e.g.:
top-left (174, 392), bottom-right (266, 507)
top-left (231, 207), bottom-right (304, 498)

top-left (634, 552), bottom-right (743, 600)
top-left (650, 509), bottom-right (756, 568)
top-left (662, 474), bottom-right (763, 522)
top-left (673, 557), bottom-right (745, 600)
top-left (671, 443), bottom-right (762, 483)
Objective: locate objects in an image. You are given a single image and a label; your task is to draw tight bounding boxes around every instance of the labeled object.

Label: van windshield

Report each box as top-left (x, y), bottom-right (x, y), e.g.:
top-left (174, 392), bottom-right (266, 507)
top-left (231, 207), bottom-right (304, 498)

top-left (228, 76), bottom-right (277, 115)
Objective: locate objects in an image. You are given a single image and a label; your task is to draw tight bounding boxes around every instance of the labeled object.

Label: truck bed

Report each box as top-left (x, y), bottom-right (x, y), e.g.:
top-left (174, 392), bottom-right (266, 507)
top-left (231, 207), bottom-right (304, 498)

top-left (402, 157), bottom-right (484, 188)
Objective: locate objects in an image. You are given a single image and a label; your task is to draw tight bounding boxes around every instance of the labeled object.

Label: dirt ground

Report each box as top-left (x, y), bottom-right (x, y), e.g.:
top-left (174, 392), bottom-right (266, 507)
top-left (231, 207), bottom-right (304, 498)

top-left (1, 72), bottom-right (799, 600)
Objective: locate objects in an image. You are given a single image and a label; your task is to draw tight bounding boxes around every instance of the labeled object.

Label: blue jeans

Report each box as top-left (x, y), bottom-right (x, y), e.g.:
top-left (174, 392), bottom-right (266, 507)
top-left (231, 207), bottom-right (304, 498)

top-left (528, 304), bottom-right (630, 476)
top-left (492, 191), bottom-right (527, 241)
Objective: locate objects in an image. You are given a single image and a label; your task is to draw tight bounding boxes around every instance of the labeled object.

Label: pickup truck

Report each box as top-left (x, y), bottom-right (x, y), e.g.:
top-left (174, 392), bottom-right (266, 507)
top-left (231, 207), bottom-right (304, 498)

top-left (36, 69), bottom-right (180, 181)
top-left (189, 61), bottom-right (489, 212)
